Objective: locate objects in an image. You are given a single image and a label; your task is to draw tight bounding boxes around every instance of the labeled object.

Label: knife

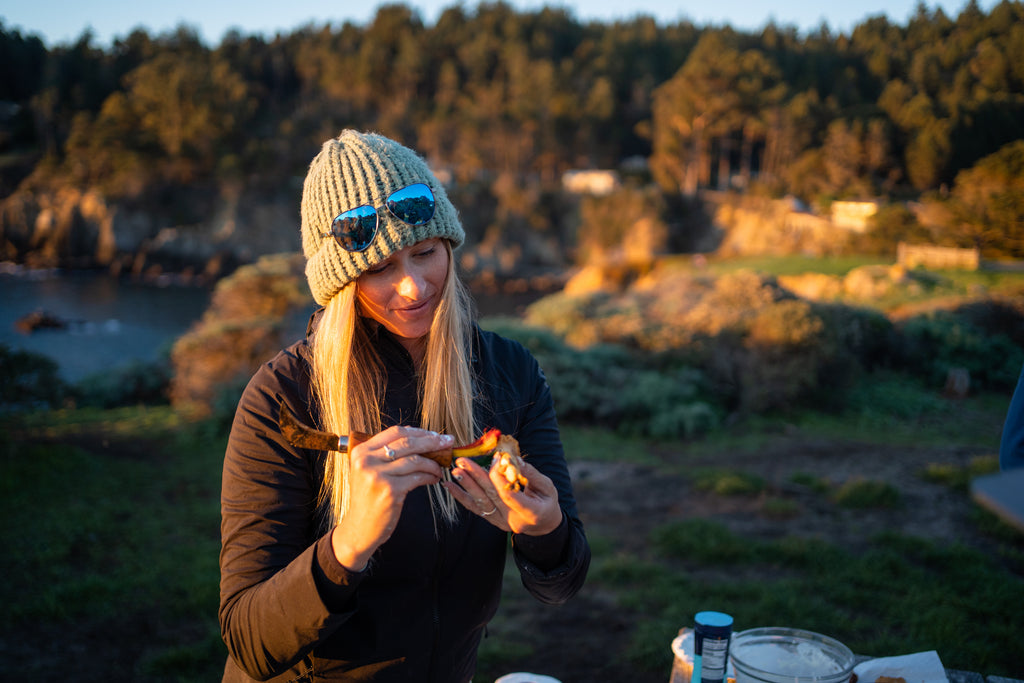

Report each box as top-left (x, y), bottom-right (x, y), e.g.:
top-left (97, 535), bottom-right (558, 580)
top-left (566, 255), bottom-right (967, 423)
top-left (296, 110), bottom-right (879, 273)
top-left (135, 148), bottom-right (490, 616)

top-left (277, 401), bottom-right (500, 468)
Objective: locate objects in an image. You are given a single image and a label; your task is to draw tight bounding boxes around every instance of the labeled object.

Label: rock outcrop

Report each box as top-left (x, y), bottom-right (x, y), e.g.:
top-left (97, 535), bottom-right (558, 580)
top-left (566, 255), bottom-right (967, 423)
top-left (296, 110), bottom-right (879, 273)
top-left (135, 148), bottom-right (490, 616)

top-left (0, 183), bottom-right (300, 284)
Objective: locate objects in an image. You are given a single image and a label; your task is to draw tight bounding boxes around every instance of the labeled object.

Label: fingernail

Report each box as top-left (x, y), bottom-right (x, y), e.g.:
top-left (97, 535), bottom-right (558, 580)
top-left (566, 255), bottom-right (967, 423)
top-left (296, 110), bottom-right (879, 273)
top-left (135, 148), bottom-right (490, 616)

top-left (452, 470), bottom-right (463, 481)
top-left (441, 434), bottom-right (454, 444)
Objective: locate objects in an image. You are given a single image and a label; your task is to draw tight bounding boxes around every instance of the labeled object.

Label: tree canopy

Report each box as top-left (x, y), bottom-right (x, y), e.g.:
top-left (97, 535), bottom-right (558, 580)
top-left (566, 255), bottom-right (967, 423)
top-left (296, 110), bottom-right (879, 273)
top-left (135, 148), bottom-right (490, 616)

top-left (1, 1), bottom-right (1022, 257)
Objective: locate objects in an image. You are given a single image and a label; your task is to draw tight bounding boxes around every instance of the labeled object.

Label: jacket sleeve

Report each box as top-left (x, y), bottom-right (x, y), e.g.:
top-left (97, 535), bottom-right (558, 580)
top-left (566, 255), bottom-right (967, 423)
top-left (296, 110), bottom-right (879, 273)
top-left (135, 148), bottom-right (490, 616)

top-left (218, 348), bottom-right (364, 681)
top-left (482, 334), bottom-right (590, 605)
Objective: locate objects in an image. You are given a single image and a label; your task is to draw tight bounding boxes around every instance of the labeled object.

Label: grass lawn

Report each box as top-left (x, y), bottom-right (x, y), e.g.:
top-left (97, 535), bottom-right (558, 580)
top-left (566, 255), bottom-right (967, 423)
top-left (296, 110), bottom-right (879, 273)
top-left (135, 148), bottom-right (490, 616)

top-left (2, 386), bottom-right (1023, 681)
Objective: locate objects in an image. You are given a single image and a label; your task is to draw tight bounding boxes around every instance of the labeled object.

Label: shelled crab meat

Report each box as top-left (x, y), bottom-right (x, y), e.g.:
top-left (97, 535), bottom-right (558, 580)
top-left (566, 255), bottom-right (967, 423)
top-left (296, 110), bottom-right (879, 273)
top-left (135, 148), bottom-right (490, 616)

top-left (492, 434), bottom-right (528, 491)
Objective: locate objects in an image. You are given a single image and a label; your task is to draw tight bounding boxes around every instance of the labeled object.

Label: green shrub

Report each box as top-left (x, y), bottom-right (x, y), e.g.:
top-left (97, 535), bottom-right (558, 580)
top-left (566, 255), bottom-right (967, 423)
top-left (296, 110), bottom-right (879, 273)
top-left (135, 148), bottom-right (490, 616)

top-left (521, 270), bottom-right (909, 416)
top-left (485, 317), bottom-right (720, 438)
top-left (648, 402), bottom-right (719, 439)
top-left (842, 371), bottom-right (949, 419)
top-left (897, 311), bottom-right (1024, 391)
top-left (854, 203), bottom-right (932, 256)
top-left (75, 358), bottom-right (172, 408)
top-left (812, 302), bottom-right (900, 371)
top-left (0, 344), bottom-right (69, 411)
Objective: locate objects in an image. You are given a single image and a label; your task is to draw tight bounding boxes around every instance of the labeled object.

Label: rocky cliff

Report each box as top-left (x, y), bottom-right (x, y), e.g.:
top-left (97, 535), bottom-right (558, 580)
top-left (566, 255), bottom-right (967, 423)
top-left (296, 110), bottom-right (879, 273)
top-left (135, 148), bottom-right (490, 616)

top-left (0, 182), bottom-right (301, 283)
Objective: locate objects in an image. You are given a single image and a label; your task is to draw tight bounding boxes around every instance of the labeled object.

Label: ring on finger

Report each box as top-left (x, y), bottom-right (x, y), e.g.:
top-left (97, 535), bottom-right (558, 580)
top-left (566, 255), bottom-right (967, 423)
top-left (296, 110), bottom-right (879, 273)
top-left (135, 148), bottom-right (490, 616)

top-left (385, 446), bottom-right (397, 460)
top-left (482, 507), bottom-right (497, 516)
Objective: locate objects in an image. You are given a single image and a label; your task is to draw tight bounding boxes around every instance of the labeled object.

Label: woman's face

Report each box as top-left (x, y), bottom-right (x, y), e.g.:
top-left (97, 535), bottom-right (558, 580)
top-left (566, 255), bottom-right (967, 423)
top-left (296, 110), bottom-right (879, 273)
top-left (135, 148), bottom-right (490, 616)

top-left (355, 238), bottom-right (449, 346)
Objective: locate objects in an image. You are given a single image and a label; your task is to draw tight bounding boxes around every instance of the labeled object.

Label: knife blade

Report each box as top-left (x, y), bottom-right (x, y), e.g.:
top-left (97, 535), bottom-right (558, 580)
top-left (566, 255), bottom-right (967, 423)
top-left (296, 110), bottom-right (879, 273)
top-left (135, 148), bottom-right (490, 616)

top-left (278, 401), bottom-right (364, 452)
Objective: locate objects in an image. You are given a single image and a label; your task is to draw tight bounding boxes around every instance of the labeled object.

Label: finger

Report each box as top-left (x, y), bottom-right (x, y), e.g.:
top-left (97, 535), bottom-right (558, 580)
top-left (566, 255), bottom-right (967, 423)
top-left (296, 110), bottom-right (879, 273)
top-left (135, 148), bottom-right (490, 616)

top-left (443, 477), bottom-right (507, 528)
top-left (452, 458), bottom-right (497, 498)
top-left (380, 429), bottom-right (455, 461)
top-left (451, 464), bottom-right (503, 511)
top-left (443, 477), bottom-right (479, 510)
top-left (386, 453), bottom-right (444, 481)
top-left (451, 461), bottom-right (486, 497)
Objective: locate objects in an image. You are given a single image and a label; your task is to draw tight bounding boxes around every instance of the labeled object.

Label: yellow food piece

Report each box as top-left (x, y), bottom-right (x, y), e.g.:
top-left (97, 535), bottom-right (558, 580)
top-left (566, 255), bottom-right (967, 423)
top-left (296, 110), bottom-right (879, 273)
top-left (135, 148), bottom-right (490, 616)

top-left (492, 435), bottom-right (528, 491)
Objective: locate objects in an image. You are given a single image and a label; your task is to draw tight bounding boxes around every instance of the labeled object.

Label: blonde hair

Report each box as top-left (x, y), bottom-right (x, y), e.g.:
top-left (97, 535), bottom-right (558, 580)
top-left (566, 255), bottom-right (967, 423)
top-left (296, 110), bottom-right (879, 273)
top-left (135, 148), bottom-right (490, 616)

top-left (310, 241), bottom-right (476, 528)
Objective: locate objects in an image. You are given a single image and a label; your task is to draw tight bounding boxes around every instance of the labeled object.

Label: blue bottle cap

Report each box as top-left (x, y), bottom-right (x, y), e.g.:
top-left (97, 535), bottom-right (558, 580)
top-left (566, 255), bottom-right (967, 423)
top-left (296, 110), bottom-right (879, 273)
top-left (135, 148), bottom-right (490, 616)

top-left (695, 611), bottom-right (734, 628)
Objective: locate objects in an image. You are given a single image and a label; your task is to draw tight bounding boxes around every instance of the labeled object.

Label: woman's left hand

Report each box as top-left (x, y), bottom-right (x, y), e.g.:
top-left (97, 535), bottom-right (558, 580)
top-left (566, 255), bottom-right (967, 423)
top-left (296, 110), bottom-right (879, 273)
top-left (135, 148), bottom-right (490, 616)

top-left (444, 457), bottom-right (563, 536)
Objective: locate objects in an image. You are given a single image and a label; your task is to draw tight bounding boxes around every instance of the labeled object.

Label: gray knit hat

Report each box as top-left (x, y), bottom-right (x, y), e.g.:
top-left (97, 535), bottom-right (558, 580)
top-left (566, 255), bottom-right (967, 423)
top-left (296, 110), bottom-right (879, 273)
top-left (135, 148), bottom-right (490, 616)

top-left (301, 130), bottom-right (465, 306)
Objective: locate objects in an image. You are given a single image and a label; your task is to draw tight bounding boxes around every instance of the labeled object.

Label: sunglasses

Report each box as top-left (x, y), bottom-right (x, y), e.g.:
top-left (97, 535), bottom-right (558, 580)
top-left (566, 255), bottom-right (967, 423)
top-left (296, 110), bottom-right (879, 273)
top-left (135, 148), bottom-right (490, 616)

top-left (320, 183), bottom-right (436, 252)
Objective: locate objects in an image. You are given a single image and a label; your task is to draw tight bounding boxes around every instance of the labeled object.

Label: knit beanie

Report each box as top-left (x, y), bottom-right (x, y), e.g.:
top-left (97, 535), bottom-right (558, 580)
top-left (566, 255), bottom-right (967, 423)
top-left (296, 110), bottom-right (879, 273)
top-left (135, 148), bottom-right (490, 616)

top-left (301, 130), bottom-right (465, 306)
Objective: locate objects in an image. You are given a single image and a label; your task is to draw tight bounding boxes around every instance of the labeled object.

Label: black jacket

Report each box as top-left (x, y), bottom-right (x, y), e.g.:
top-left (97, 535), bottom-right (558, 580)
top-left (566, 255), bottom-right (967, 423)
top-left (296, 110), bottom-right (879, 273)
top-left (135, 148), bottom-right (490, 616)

top-left (219, 322), bottom-right (590, 682)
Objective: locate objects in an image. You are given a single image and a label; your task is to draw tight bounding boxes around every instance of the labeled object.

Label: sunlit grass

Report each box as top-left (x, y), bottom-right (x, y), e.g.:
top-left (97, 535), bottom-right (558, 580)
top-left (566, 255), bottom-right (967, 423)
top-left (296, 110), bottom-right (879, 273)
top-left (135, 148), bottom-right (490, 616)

top-left (704, 254), bottom-right (886, 277)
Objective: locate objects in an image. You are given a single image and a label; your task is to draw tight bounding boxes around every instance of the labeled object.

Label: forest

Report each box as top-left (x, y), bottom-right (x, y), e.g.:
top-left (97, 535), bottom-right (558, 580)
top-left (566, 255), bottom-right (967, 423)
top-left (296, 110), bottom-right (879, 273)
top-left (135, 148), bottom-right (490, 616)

top-left (1, 0), bottom-right (1023, 271)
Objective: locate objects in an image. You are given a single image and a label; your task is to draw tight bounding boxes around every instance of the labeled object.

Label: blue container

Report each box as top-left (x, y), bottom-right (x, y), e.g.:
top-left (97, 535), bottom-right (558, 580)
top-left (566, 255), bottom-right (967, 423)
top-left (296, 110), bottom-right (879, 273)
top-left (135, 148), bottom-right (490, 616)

top-left (694, 611), bottom-right (734, 683)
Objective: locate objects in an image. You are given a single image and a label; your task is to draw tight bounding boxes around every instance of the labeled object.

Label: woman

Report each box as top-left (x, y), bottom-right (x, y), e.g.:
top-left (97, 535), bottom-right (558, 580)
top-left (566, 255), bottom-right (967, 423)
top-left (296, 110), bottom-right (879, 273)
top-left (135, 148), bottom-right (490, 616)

top-left (219, 130), bottom-right (590, 682)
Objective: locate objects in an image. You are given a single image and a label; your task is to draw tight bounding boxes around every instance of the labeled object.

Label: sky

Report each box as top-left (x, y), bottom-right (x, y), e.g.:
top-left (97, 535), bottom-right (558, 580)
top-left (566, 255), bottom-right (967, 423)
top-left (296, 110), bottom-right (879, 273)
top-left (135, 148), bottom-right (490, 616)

top-left (0, 0), bottom-right (998, 47)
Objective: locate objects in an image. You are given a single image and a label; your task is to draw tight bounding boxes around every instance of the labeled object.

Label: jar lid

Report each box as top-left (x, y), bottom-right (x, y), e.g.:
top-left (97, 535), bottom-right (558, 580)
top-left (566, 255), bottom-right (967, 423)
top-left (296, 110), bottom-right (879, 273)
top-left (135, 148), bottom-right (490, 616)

top-left (696, 611), bottom-right (734, 628)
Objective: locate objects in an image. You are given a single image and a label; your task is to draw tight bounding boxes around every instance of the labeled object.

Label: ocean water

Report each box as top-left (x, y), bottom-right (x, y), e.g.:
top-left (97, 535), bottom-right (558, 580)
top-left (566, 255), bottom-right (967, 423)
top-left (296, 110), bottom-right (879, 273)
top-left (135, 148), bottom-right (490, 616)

top-left (0, 266), bottom-right (212, 383)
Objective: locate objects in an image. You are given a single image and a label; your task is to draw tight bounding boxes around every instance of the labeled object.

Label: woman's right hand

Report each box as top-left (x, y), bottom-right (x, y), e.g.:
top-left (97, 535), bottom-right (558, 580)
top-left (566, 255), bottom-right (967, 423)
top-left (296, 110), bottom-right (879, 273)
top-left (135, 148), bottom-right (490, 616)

top-left (330, 426), bottom-right (452, 571)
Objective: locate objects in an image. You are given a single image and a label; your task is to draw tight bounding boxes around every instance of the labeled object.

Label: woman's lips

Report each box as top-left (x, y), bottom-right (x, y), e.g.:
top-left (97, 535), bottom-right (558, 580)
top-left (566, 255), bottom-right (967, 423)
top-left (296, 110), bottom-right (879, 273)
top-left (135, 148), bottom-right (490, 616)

top-left (393, 296), bottom-right (433, 316)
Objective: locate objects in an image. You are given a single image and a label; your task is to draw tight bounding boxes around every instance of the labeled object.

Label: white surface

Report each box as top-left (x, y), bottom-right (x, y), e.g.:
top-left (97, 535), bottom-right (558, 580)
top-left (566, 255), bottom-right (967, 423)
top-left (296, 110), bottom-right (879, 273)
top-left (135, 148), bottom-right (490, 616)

top-left (853, 651), bottom-right (948, 683)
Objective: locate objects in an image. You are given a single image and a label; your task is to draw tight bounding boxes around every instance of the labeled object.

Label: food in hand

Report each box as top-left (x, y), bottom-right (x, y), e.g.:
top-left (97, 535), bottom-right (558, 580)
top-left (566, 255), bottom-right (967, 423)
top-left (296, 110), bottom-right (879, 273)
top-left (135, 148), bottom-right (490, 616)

top-left (492, 434), bottom-right (528, 491)
top-left (451, 428), bottom-right (501, 459)
top-left (423, 428), bottom-right (502, 467)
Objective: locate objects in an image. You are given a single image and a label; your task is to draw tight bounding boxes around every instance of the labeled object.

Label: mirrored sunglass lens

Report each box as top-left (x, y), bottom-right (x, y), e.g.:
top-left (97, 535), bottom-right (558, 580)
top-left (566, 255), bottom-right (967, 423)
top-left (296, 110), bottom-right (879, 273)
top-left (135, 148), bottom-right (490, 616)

top-left (331, 206), bottom-right (378, 251)
top-left (386, 183), bottom-right (435, 225)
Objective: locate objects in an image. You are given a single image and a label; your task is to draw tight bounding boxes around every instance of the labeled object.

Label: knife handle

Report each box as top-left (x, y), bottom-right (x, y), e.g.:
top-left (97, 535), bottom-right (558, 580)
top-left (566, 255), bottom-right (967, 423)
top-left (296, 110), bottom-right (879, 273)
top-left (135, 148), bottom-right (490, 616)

top-left (423, 448), bottom-right (455, 468)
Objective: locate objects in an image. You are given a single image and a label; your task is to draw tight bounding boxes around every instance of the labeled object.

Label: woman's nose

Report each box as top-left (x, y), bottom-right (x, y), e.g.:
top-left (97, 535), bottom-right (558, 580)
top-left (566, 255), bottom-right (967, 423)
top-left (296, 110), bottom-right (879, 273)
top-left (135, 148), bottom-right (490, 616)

top-left (397, 271), bottom-right (423, 299)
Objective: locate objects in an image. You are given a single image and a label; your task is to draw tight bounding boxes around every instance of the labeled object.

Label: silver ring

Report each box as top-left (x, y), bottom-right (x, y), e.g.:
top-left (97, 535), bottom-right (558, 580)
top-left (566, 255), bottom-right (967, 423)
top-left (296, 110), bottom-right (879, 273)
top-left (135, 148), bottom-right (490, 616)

top-left (482, 507), bottom-right (497, 516)
top-left (385, 446), bottom-right (396, 460)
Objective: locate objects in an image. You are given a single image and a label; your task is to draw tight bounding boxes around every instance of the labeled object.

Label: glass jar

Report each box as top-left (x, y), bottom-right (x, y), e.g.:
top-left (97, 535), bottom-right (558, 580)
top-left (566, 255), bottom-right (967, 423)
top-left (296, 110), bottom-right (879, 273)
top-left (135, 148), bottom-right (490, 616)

top-left (729, 627), bottom-right (855, 683)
